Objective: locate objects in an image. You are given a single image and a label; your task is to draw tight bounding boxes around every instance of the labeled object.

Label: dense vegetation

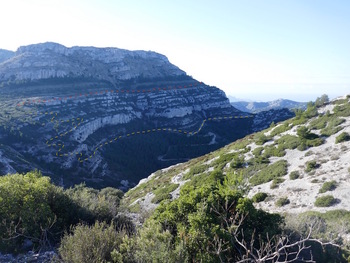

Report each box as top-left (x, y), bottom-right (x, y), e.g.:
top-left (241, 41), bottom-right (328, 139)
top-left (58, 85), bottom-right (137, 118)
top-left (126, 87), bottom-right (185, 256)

top-left (0, 171), bottom-right (124, 253)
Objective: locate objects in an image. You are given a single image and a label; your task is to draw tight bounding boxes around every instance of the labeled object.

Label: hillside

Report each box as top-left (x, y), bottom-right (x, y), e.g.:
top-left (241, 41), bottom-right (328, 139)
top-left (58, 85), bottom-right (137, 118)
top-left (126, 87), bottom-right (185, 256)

top-left (0, 42), bottom-right (294, 189)
top-left (231, 98), bottom-right (307, 113)
top-left (1, 96), bottom-right (349, 262)
top-left (123, 95), bottom-right (350, 216)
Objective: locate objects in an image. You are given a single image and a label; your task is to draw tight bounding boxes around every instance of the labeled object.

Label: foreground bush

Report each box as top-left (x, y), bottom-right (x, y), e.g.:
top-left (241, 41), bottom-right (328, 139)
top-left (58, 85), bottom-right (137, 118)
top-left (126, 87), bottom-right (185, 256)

top-left (0, 171), bottom-right (123, 253)
top-left (59, 222), bottom-right (123, 263)
top-left (0, 171), bottom-right (64, 253)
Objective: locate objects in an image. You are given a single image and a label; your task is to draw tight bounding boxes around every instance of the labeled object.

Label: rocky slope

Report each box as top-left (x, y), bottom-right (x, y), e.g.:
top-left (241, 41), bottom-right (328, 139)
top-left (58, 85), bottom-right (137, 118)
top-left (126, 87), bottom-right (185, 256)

top-left (123, 95), bottom-right (350, 216)
top-left (0, 42), bottom-right (293, 189)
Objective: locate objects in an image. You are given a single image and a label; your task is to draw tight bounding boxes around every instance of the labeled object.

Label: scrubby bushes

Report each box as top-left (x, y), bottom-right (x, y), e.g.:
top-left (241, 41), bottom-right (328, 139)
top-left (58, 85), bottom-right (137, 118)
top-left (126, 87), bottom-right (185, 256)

top-left (315, 195), bottom-right (337, 207)
top-left (250, 160), bottom-right (288, 186)
top-left (255, 133), bottom-right (270, 145)
top-left (152, 183), bottom-right (179, 204)
top-left (252, 192), bottom-right (268, 203)
top-left (305, 160), bottom-right (319, 173)
top-left (0, 171), bottom-right (124, 253)
top-left (336, 132), bottom-right (350, 144)
top-left (276, 135), bottom-right (299, 150)
top-left (59, 222), bottom-right (123, 263)
top-left (270, 178), bottom-right (285, 189)
top-left (230, 154), bottom-right (245, 169)
top-left (270, 123), bottom-right (291, 137)
top-left (275, 197), bottom-right (290, 207)
top-left (319, 180), bottom-right (337, 193)
top-left (289, 171), bottom-right (300, 180)
top-left (321, 118), bottom-right (346, 137)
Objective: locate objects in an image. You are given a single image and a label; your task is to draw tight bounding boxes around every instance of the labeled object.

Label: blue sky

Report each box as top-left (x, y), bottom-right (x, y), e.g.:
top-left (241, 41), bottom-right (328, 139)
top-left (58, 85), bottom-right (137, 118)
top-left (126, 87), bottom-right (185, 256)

top-left (1, 0), bottom-right (349, 101)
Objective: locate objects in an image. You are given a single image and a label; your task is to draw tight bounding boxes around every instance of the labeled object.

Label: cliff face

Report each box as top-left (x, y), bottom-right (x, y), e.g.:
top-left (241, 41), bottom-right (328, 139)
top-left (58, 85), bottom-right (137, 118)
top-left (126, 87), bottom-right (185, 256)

top-left (0, 42), bottom-right (293, 189)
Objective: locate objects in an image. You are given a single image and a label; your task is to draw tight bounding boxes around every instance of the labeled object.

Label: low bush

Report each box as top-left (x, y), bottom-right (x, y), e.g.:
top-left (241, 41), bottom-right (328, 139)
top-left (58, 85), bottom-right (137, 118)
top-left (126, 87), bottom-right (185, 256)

top-left (289, 171), bottom-right (300, 180)
top-left (252, 192), bottom-right (268, 203)
top-left (230, 154), bottom-right (245, 169)
top-left (59, 221), bottom-right (123, 263)
top-left (252, 146), bottom-right (264, 157)
top-left (263, 145), bottom-right (286, 158)
top-left (305, 137), bottom-right (324, 147)
top-left (270, 123), bottom-right (291, 137)
top-left (275, 197), bottom-right (290, 207)
top-left (270, 178), bottom-right (285, 189)
top-left (333, 103), bottom-right (350, 117)
top-left (319, 180), bottom-right (337, 193)
top-left (276, 135), bottom-right (300, 150)
top-left (321, 117), bottom-right (346, 137)
top-left (309, 115), bottom-right (329, 130)
top-left (250, 160), bottom-right (288, 186)
top-left (305, 160), bottom-right (319, 173)
top-left (315, 195), bottom-right (337, 207)
top-left (335, 132), bottom-right (350, 144)
top-left (255, 133), bottom-right (270, 145)
top-left (152, 183), bottom-right (179, 204)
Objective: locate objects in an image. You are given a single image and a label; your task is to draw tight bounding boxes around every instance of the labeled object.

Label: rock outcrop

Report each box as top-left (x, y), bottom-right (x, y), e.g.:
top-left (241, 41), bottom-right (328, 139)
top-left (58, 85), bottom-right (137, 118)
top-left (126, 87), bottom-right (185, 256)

top-left (0, 42), bottom-right (185, 83)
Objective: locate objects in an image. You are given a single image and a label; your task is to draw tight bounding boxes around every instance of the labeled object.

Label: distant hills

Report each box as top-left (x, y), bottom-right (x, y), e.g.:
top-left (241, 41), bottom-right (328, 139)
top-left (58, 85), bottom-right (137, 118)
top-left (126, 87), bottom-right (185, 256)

top-left (231, 98), bottom-right (307, 113)
top-left (0, 42), bottom-right (294, 189)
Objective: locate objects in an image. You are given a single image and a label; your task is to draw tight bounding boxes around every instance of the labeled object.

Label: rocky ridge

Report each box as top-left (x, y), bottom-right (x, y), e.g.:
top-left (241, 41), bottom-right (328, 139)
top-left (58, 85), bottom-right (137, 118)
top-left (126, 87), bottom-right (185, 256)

top-left (0, 42), bottom-right (293, 189)
top-left (0, 42), bottom-right (184, 83)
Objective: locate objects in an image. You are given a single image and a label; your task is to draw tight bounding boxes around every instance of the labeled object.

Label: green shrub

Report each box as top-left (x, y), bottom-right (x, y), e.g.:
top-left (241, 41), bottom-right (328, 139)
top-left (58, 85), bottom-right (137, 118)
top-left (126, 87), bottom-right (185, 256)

top-left (315, 195), bottom-right (337, 207)
top-left (333, 104), bottom-right (350, 117)
top-left (65, 183), bottom-right (123, 222)
top-left (321, 117), bottom-right (345, 137)
top-left (230, 155), bottom-right (245, 169)
top-left (0, 171), bottom-right (124, 253)
top-left (319, 181), bottom-right (337, 193)
top-left (252, 192), bottom-right (268, 203)
top-left (276, 135), bottom-right (300, 150)
top-left (152, 183), bottom-right (179, 204)
top-left (335, 132), bottom-right (350, 144)
top-left (289, 171), bottom-right (300, 180)
top-left (275, 197), bottom-right (290, 207)
top-left (59, 221), bottom-right (123, 263)
top-left (250, 160), bottom-right (288, 186)
top-left (305, 137), bottom-right (324, 147)
top-left (270, 178), bottom-right (285, 189)
top-left (304, 150), bottom-right (314, 157)
top-left (305, 160), bottom-right (319, 173)
top-left (309, 115), bottom-right (329, 130)
top-left (252, 146), bottom-right (264, 157)
top-left (270, 123), bottom-right (291, 137)
top-left (0, 171), bottom-right (85, 253)
top-left (263, 145), bottom-right (286, 158)
top-left (297, 126), bottom-right (311, 139)
top-left (255, 133), bottom-right (270, 145)
top-left (183, 164), bottom-right (208, 180)
top-left (297, 141), bottom-right (308, 151)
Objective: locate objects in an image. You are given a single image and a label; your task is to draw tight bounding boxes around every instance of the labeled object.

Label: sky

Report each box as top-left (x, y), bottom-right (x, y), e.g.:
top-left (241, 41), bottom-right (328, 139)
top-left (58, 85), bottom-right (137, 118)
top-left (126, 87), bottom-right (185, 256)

top-left (0, 0), bottom-right (349, 101)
